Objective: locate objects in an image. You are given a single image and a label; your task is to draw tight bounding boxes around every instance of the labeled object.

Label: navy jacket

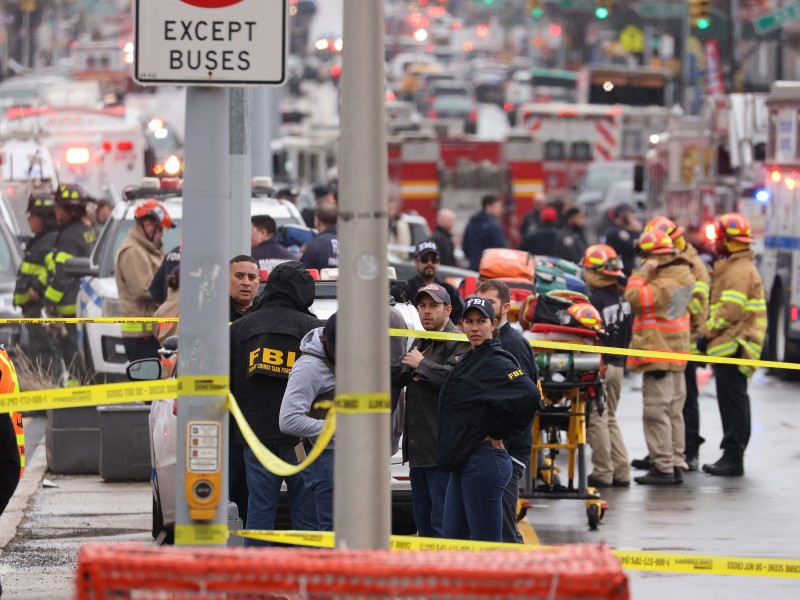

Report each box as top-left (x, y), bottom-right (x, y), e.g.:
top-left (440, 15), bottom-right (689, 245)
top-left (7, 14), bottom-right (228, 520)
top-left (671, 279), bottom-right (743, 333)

top-left (498, 322), bottom-right (539, 466)
top-left (438, 339), bottom-right (540, 471)
top-left (300, 228), bottom-right (339, 271)
top-left (589, 287), bottom-right (632, 367)
top-left (462, 211), bottom-right (507, 271)
top-left (252, 238), bottom-right (297, 271)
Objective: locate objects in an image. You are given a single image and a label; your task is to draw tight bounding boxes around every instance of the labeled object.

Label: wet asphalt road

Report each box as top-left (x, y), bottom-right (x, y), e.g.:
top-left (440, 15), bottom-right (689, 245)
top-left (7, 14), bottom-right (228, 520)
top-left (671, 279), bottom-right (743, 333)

top-left (1, 368), bottom-right (798, 598)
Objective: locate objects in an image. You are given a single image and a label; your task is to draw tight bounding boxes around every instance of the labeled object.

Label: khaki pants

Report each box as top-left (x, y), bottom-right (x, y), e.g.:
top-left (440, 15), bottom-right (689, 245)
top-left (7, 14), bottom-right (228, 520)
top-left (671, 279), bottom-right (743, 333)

top-left (642, 370), bottom-right (688, 473)
top-left (588, 364), bottom-right (630, 483)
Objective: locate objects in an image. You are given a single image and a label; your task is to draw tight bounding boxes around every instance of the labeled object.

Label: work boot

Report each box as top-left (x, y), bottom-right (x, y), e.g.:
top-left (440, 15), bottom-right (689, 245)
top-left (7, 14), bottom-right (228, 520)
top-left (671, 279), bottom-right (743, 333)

top-left (702, 454), bottom-right (744, 477)
top-left (634, 468), bottom-right (678, 485)
top-left (631, 455), bottom-right (652, 470)
top-left (674, 468), bottom-right (684, 484)
top-left (685, 447), bottom-right (699, 472)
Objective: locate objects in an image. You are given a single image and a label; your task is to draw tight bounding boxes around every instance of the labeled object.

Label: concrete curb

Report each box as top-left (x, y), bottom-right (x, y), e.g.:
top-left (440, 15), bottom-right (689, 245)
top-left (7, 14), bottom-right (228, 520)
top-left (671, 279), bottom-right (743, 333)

top-left (0, 432), bottom-right (48, 550)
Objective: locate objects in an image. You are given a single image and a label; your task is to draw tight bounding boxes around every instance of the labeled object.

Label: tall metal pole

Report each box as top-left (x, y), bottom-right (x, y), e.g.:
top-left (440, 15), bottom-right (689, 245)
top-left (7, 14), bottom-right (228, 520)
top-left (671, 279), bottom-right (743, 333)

top-left (250, 88), bottom-right (280, 178)
top-left (729, 0), bottom-right (740, 92)
top-left (335, 0), bottom-right (390, 549)
top-left (681, 13), bottom-right (692, 110)
top-left (175, 86), bottom-right (231, 546)
top-left (229, 88), bottom-right (251, 257)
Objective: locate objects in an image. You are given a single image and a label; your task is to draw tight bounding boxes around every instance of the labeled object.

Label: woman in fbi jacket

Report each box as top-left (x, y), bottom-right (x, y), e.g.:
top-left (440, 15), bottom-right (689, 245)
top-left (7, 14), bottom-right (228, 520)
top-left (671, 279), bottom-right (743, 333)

top-left (438, 296), bottom-right (539, 542)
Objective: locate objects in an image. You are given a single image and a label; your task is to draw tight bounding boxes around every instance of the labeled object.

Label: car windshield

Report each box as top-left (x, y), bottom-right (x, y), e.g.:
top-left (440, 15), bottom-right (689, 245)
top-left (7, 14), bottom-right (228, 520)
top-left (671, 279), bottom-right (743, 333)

top-left (432, 96), bottom-right (471, 111)
top-left (147, 129), bottom-right (181, 155)
top-left (583, 166), bottom-right (632, 192)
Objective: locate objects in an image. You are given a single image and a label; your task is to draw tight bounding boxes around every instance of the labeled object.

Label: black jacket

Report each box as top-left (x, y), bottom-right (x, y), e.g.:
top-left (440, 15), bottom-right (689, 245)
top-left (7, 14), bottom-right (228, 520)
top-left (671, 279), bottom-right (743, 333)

top-left (15, 228), bottom-right (58, 314)
top-left (555, 225), bottom-right (589, 264)
top-left (149, 245), bottom-right (180, 305)
top-left (498, 322), bottom-right (539, 465)
top-left (252, 239), bottom-right (297, 271)
top-left (391, 321), bottom-right (470, 467)
top-left (519, 225), bottom-right (560, 257)
top-left (0, 414), bottom-right (20, 514)
top-left (391, 275), bottom-right (464, 324)
top-left (438, 339), bottom-right (539, 471)
top-left (429, 228), bottom-right (456, 267)
top-left (44, 218), bottom-right (97, 315)
top-left (602, 224), bottom-right (639, 277)
top-left (589, 287), bottom-right (632, 367)
top-left (230, 262), bottom-right (323, 445)
top-left (300, 228), bottom-right (339, 271)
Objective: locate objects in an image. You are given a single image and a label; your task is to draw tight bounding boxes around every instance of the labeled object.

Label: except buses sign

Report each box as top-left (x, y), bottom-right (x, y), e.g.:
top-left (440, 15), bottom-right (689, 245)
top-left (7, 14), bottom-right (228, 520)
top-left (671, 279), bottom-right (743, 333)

top-left (134, 0), bottom-right (287, 85)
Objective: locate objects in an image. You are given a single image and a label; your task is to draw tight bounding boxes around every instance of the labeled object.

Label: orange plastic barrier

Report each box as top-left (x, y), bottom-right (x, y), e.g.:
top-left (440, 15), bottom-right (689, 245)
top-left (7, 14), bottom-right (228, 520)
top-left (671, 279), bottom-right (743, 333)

top-left (75, 543), bottom-right (628, 599)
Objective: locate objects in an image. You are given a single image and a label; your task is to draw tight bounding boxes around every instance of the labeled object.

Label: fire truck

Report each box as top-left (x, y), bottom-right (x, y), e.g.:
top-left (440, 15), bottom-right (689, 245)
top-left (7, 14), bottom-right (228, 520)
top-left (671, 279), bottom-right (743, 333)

top-left (760, 81), bottom-right (800, 363)
top-left (517, 103), bottom-right (670, 201)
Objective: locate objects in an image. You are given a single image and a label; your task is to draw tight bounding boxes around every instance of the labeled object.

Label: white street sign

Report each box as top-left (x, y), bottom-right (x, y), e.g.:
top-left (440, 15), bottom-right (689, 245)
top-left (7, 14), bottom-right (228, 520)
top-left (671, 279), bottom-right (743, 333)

top-left (135, 0), bottom-right (287, 86)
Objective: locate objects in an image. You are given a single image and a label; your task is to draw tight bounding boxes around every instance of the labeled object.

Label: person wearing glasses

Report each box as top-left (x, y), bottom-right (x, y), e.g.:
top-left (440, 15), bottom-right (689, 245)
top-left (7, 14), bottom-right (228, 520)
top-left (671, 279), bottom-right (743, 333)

top-left (439, 297), bottom-right (539, 542)
top-left (391, 241), bottom-right (464, 323)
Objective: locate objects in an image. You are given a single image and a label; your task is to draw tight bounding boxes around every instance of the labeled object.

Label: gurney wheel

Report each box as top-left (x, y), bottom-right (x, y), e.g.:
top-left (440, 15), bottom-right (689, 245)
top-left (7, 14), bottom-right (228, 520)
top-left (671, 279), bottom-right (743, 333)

top-left (587, 504), bottom-right (600, 530)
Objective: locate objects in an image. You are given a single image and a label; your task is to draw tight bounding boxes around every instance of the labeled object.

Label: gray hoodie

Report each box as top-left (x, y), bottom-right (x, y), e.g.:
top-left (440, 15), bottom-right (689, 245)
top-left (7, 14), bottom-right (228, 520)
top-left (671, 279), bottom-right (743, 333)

top-left (279, 327), bottom-right (336, 444)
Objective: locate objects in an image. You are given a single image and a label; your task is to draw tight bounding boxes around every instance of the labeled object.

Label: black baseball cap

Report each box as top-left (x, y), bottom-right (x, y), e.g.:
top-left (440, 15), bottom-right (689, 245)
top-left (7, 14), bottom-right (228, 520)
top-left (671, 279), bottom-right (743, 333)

top-left (463, 296), bottom-right (496, 320)
top-left (415, 283), bottom-right (451, 305)
top-left (415, 240), bottom-right (440, 259)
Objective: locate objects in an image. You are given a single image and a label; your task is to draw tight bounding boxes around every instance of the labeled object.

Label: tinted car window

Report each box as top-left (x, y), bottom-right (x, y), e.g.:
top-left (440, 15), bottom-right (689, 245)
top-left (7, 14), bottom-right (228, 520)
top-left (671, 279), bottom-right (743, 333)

top-left (0, 226), bottom-right (15, 285)
top-left (432, 96), bottom-right (472, 112)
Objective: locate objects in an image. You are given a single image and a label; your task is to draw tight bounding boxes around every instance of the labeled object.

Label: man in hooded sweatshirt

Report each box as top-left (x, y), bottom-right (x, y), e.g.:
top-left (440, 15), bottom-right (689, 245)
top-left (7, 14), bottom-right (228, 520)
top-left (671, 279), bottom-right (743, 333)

top-left (280, 312), bottom-right (338, 530)
top-left (230, 261), bottom-right (323, 545)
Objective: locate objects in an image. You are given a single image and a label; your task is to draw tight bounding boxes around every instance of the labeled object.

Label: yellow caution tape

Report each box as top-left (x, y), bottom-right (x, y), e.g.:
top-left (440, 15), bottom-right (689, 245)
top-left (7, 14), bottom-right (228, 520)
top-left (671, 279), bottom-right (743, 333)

top-left (0, 379), bottom-right (179, 413)
top-left (612, 550), bottom-right (800, 579)
top-left (226, 392), bottom-right (335, 477)
top-left (0, 317), bottom-right (179, 325)
top-left (178, 376), bottom-right (230, 396)
top-left (336, 392), bottom-right (391, 414)
top-left (231, 530), bottom-right (800, 578)
top-left (175, 524), bottom-right (230, 546)
top-left (389, 328), bottom-right (798, 372)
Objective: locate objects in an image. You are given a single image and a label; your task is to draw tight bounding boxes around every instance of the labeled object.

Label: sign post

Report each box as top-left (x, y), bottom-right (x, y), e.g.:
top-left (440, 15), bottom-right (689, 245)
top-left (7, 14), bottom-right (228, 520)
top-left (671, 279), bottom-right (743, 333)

top-left (135, 0), bottom-right (287, 548)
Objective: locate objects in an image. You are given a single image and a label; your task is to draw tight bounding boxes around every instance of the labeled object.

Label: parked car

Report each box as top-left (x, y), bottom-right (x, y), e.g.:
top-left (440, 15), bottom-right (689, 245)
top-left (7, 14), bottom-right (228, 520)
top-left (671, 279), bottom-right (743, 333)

top-left (67, 177), bottom-right (307, 382)
top-left (426, 95), bottom-right (478, 134)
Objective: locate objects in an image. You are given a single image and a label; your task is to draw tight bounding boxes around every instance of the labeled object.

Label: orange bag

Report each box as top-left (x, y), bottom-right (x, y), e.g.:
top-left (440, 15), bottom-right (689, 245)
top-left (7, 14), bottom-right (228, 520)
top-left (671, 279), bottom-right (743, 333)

top-left (479, 249), bottom-right (535, 282)
top-left (0, 349), bottom-right (22, 478)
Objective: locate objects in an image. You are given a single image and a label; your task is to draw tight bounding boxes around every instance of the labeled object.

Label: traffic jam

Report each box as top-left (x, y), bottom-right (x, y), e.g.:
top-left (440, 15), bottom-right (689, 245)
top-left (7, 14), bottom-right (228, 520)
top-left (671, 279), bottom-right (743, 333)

top-left (0, 0), bottom-right (798, 598)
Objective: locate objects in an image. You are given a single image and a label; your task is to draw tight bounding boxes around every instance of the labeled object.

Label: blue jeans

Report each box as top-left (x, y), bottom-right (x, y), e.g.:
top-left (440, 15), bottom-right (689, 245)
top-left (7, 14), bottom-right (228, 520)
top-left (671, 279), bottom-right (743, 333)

top-left (409, 466), bottom-right (450, 537)
top-left (303, 448), bottom-right (334, 531)
top-left (243, 445), bottom-right (318, 547)
top-left (442, 441), bottom-right (512, 542)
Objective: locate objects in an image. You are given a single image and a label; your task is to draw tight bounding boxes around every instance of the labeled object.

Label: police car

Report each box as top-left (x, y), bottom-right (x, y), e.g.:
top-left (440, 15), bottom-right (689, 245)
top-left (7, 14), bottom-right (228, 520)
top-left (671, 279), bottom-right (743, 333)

top-left (67, 177), bottom-right (307, 382)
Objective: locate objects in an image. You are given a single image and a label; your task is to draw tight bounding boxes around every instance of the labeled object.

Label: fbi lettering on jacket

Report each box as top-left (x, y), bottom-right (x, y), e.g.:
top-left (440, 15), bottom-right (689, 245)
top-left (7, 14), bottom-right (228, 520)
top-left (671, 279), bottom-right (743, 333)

top-left (248, 346), bottom-right (297, 377)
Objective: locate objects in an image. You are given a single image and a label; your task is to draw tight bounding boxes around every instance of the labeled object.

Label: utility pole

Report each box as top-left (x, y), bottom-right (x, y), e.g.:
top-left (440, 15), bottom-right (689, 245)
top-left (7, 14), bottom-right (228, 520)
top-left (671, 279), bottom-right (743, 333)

top-left (250, 88), bottom-right (281, 178)
top-left (335, 0), bottom-right (391, 549)
top-left (729, 0), bottom-right (740, 92)
top-left (681, 12), bottom-right (692, 109)
top-left (229, 88), bottom-right (251, 257)
top-left (175, 86), bottom-right (231, 547)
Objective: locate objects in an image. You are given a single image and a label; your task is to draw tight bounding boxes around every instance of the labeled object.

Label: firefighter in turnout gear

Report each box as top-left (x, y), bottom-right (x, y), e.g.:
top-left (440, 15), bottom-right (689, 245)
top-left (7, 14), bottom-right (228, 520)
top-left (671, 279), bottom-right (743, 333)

top-left (697, 213), bottom-right (767, 477)
top-left (0, 348), bottom-right (21, 598)
top-left (625, 231), bottom-right (695, 486)
top-left (44, 184), bottom-right (97, 383)
top-left (632, 216), bottom-right (712, 472)
top-left (115, 199), bottom-right (174, 362)
top-left (14, 191), bottom-right (62, 381)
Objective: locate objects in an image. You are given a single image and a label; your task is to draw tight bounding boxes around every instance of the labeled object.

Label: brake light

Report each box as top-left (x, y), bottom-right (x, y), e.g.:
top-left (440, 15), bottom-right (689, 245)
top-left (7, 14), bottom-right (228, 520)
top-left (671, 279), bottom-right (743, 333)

top-left (468, 110), bottom-right (478, 122)
top-left (771, 170), bottom-right (781, 183)
top-left (503, 101), bottom-right (515, 113)
top-left (330, 64), bottom-right (341, 78)
top-left (117, 141), bottom-right (134, 152)
top-left (102, 142), bottom-right (113, 153)
top-left (386, 89), bottom-right (396, 103)
top-left (65, 147), bottom-right (90, 165)
top-left (153, 164), bottom-right (165, 175)
top-left (160, 177), bottom-right (181, 189)
top-left (428, 109), bottom-right (438, 118)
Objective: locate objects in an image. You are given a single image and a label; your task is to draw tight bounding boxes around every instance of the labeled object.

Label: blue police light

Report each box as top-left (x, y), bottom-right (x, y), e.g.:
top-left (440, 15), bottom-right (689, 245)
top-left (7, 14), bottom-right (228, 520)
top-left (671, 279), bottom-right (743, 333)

top-left (755, 189), bottom-right (770, 203)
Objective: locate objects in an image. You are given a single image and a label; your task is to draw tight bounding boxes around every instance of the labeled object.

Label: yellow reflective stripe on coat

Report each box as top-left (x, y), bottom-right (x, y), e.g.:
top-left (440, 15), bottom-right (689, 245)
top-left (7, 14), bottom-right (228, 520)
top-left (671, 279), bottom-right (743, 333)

top-left (746, 298), bottom-right (766, 312)
top-left (19, 260), bottom-right (48, 285)
top-left (693, 280), bottom-right (710, 298)
top-left (54, 251), bottom-right (75, 265)
top-left (720, 290), bottom-right (747, 307)
top-left (44, 286), bottom-right (65, 303)
top-left (55, 304), bottom-right (77, 317)
top-left (13, 292), bottom-right (30, 306)
top-left (44, 252), bottom-right (56, 274)
top-left (706, 340), bottom-right (739, 357)
top-left (121, 322), bottom-right (155, 334)
top-left (688, 297), bottom-right (704, 316)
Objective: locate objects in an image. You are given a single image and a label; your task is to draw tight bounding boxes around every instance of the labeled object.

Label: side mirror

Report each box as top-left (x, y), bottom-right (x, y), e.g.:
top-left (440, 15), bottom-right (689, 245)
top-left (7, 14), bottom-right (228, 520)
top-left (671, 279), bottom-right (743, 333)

top-left (126, 358), bottom-right (162, 382)
top-left (64, 257), bottom-right (99, 277)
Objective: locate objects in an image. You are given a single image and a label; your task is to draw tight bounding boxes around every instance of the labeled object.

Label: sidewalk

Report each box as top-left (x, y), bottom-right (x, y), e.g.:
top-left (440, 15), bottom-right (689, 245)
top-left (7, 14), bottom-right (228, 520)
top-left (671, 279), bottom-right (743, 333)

top-left (0, 427), bottom-right (152, 599)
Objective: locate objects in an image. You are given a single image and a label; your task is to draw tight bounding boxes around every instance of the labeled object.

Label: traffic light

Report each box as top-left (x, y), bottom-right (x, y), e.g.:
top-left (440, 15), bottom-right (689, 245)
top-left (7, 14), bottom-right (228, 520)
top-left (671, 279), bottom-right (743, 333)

top-left (595, 0), bottom-right (611, 20)
top-left (527, 0), bottom-right (544, 18)
top-left (689, 0), bottom-right (711, 30)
